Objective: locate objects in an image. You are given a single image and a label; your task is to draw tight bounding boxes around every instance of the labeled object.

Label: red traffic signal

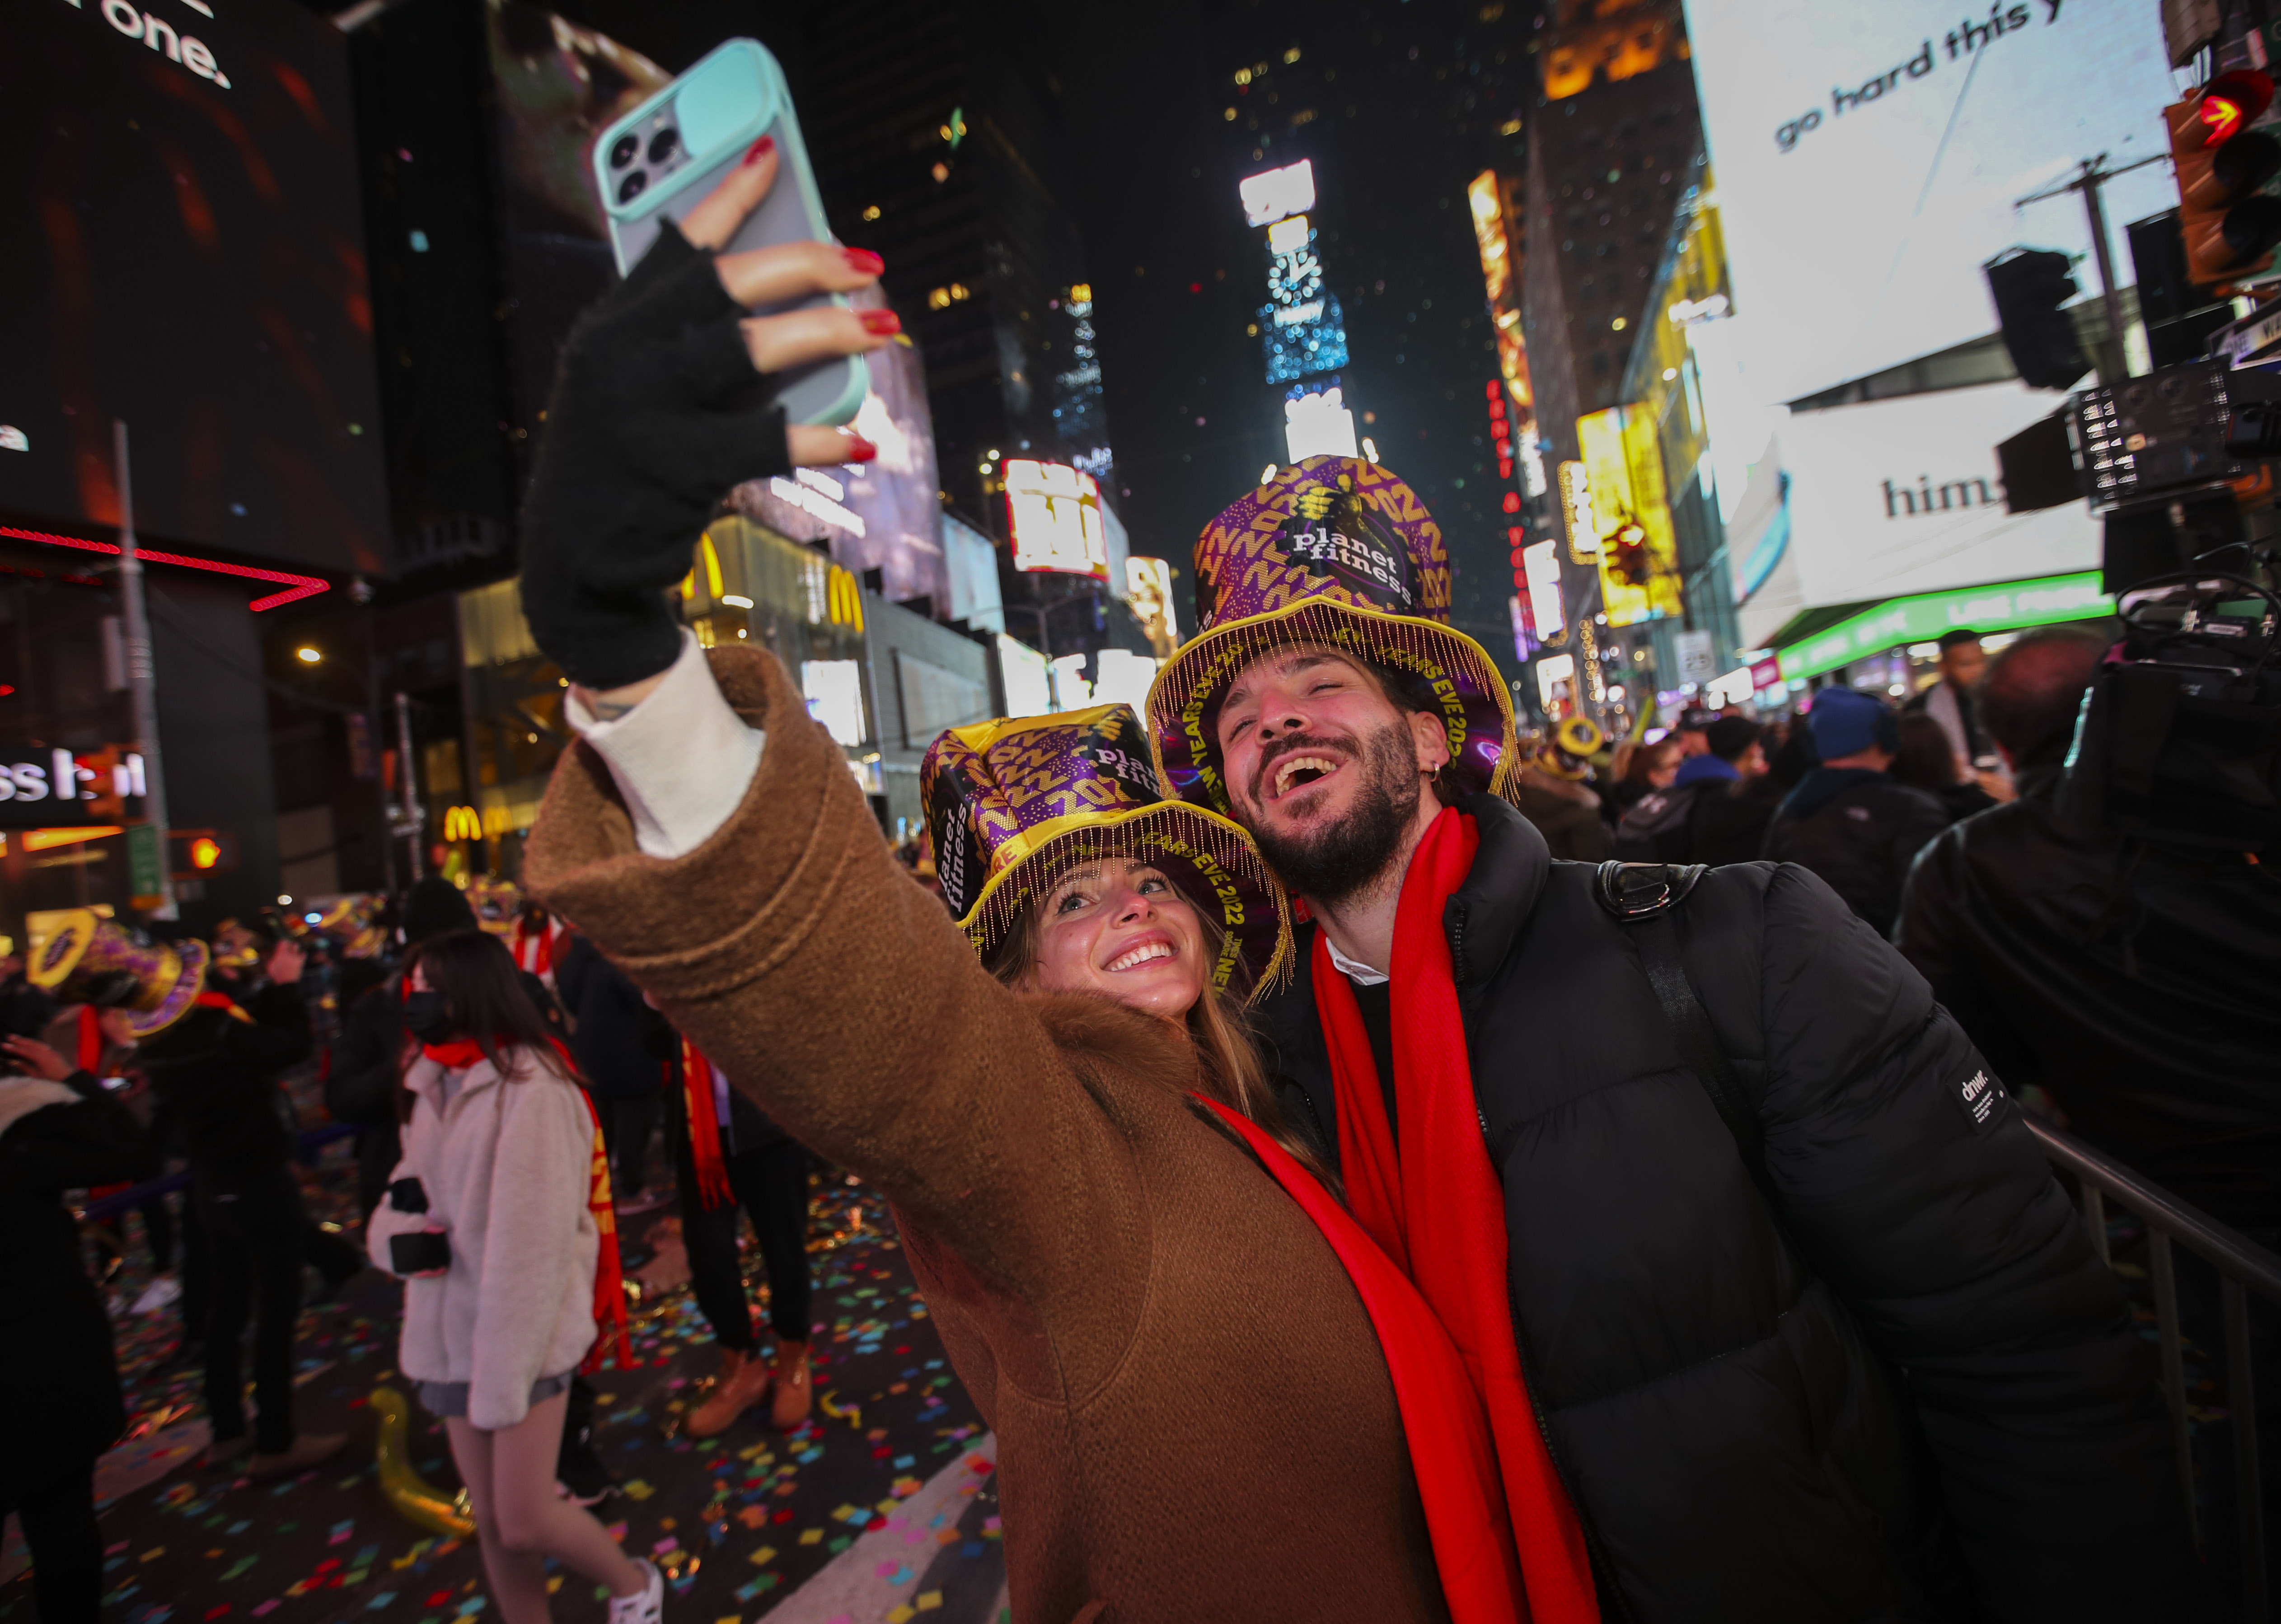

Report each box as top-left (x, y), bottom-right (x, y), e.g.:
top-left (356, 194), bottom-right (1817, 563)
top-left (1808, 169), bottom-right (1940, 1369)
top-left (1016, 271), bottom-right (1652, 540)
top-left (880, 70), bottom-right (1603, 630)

top-left (2169, 70), bottom-right (2281, 285)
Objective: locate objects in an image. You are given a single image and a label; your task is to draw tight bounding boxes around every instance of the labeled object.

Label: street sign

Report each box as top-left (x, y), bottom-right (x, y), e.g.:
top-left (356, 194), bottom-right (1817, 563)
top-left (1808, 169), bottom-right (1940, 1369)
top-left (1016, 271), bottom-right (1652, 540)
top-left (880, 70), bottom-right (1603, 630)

top-left (127, 823), bottom-right (164, 907)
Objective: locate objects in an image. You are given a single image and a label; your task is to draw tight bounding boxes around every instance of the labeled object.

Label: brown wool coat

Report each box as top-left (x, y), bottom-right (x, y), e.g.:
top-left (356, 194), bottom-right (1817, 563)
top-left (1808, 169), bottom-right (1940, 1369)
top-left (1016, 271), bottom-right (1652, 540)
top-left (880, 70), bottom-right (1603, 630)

top-left (525, 645), bottom-right (1446, 1624)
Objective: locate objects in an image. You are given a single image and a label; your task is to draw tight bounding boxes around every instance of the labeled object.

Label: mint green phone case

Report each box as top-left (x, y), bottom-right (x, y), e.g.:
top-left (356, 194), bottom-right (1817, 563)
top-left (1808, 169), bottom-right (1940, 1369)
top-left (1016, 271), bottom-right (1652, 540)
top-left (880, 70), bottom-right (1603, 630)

top-left (593, 39), bottom-right (869, 428)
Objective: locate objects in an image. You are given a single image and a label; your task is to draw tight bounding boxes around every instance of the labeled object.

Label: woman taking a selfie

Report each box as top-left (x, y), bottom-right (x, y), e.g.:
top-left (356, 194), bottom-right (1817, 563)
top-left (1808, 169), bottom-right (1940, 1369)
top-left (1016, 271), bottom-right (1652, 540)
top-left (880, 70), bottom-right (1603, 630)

top-left (515, 142), bottom-right (1584, 1624)
top-left (368, 931), bottom-right (660, 1624)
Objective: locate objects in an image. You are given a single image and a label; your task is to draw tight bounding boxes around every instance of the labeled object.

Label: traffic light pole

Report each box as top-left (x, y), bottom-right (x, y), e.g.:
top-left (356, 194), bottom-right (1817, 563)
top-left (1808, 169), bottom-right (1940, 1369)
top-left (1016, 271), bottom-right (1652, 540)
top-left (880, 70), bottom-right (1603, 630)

top-left (113, 421), bottom-right (177, 921)
top-left (2017, 153), bottom-right (2169, 384)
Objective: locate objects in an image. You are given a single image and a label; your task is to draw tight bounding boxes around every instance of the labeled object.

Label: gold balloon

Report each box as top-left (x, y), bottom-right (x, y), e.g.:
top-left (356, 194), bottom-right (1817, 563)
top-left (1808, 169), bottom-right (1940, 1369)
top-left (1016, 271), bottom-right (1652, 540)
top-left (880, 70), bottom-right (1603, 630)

top-left (369, 1385), bottom-right (476, 1538)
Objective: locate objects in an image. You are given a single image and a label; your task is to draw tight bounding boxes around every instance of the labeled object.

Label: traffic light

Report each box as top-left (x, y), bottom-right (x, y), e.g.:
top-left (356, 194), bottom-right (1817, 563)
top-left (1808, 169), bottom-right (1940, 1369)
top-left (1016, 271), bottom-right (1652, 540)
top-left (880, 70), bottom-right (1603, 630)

top-left (167, 828), bottom-right (239, 878)
top-left (2168, 69), bottom-right (2281, 286)
top-left (1984, 248), bottom-right (2089, 389)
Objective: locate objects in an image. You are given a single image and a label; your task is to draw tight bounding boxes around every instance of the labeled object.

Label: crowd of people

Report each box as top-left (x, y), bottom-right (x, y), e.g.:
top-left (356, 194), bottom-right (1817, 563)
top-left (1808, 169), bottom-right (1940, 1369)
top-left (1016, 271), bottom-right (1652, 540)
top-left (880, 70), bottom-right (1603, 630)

top-left (0, 867), bottom-right (824, 1624)
top-left (4, 145), bottom-right (2275, 1624)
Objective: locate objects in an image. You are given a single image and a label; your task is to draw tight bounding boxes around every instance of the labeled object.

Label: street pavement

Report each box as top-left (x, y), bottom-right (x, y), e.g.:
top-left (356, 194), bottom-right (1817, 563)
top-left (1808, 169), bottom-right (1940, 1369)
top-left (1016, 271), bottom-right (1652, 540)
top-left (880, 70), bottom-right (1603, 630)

top-left (0, 1142), bottom-right (1008, 1624)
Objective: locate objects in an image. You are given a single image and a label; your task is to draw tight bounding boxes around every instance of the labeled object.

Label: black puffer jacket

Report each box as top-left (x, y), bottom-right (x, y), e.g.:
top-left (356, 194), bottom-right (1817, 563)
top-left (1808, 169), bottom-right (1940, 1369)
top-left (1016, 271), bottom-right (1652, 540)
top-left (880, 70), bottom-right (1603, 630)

top-left (136, 983), bottom-right (310, 1191)
top-left (1763, 767), bottom-right (1951, 935)
top-left (1897, 767), bottom-right (2281, 1234)
top-left (1255, 795), bottom-right (2190, 1621)
top-left (0, 1071), bottom-right (157, 1457)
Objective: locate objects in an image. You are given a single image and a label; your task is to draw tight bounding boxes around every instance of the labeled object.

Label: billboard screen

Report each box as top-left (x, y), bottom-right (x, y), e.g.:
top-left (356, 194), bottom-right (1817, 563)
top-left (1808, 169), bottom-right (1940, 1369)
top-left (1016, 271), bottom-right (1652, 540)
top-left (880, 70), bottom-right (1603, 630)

top-left (1004, 459), bottom-right (1108, 578)
top-left (1681, 0), bottom-right (2176, 406)
top-left (1737, 379), bottom-right (2102, 648)
top-left (737, 285), bottom-right (948, 608)
top-left (1575, 406), bottom-right (1683, 627)
top-left (0, 0), bottom-right (389, 573)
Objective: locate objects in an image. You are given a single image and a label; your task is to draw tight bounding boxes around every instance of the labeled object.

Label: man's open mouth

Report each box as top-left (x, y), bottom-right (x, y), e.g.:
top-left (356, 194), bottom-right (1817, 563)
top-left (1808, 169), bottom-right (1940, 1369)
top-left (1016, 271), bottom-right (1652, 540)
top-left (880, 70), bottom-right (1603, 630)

top-left (1269, 754), bottom-right (1344, 800)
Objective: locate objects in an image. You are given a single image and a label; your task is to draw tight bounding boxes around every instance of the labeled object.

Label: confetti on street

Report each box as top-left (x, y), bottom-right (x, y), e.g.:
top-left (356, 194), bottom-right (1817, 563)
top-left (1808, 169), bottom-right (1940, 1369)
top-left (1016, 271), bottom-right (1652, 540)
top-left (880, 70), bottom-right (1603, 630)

top-left (3, 1145), bottom-right (1008, 1624)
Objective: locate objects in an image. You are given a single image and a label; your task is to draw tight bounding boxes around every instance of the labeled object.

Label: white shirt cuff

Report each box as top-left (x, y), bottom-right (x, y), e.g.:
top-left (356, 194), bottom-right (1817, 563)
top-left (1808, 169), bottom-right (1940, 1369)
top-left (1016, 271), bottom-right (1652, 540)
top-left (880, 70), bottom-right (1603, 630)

top-left (563, 631), bottom-right (764, 860)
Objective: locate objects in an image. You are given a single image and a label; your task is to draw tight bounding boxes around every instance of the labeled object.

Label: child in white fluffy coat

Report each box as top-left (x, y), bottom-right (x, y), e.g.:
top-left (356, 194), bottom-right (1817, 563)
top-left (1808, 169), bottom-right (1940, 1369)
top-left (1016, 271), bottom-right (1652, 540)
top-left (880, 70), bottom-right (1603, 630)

top-left (367, 929), bottom-right (660, 1624)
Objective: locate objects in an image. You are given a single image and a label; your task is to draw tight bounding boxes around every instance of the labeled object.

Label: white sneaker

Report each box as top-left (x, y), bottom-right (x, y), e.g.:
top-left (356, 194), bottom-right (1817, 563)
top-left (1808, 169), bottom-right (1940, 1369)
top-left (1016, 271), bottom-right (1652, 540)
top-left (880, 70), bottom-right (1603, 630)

top-left (133, 1274), bottom-right (183, 1315)
top-left (606, 1558), bottom-right (663, 1624)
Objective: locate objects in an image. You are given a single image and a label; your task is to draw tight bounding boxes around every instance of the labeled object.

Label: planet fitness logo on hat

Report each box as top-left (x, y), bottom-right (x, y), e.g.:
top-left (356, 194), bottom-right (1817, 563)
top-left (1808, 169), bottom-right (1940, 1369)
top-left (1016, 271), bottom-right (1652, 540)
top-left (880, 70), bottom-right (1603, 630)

top-left (1278, 490), bottom-right (1417, 612)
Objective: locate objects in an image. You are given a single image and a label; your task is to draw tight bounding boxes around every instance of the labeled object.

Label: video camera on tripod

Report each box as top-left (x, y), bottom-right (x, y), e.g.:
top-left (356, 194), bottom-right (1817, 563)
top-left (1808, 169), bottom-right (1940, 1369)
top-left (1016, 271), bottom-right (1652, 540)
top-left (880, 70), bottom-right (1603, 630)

top-left (2056, 571), bottom-right (2281, 850)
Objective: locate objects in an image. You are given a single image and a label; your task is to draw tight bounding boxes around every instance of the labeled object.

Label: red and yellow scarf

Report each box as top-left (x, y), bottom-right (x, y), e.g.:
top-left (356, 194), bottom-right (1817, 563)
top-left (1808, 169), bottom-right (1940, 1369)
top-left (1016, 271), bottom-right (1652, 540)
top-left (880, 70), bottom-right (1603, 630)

top-left (679, 1036), bottom-right (733, 1211)
top-left (1311, 807), bottom-right (1599, 1624)
top-left (419, 1036), bottom-right (632, 1371)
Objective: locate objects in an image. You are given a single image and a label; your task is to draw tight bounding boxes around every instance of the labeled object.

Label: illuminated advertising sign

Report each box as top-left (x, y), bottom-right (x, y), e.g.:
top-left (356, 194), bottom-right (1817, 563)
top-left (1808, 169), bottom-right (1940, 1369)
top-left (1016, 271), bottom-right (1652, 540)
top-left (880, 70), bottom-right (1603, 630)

top-left (1775, 571), bottom-right (2112, 682)
top-left (1575, 407), bottom-right (1684, 628)
top-left (1740, 379), bottom-right (2101, 650)
top-left (801, 660), bottom-right (867, 748)
top-left (1125, 556), bottom-right (1180, 658)
top-left (995, 635), bottom-right (1054, 720)
top-left (1467, 171), bottom-right (1534, 426)
top-left (1681, 0), bottom-right (2176, 405)
top-left (1, 0), bottom-right (388, 572)
top-left (1004, 459), bottom-right (1108, 578)
top-left (738, 284), bottom-right (947, 606)
top-left (0, 746), bottom-right (148, 829)
top-left (1535, 653), bottom-right (1578, 713)
top-left (1260, 216), bottom-right (1350, 385)
top-left (1522, 540), bottom-right (1566, 640)
top-left (1558, 462), bottom-right (1599, 564)
top-left (1239, 160), bottom-right (1316, 226)
top-left (1284, 386), bottom-right (1360, 462)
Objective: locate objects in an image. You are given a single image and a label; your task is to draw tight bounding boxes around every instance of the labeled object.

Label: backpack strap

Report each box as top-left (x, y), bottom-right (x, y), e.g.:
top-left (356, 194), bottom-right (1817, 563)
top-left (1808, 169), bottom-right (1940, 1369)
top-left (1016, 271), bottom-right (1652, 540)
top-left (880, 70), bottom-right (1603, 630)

top-left (1593, 861), bottom-right (1770, 1189)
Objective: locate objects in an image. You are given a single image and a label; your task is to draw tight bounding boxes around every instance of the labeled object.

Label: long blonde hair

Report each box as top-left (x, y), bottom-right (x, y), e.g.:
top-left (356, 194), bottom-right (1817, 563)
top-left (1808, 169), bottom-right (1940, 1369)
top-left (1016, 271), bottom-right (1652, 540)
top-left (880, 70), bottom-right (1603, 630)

top-left (986, 895), bottom-right (1339, 1191)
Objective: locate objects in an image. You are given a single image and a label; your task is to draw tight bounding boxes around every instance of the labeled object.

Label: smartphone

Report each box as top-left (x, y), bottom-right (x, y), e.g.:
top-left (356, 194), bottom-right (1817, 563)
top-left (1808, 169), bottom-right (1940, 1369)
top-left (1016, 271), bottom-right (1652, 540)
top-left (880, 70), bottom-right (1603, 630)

top-left (592, 39), bottom-right (869, 428)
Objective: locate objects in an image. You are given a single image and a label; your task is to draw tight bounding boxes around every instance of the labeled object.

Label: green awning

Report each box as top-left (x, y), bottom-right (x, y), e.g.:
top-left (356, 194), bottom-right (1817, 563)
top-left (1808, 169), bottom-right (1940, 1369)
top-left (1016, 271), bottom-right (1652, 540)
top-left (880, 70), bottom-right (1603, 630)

top-left (1775, 571), bottom-right (2113, 683)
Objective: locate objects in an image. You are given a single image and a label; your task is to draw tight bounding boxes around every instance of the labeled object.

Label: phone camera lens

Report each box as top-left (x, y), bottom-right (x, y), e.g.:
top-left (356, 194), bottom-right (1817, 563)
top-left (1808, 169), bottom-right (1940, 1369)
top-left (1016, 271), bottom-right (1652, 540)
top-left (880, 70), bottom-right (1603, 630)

top-left (617, 170), bottom-right (647, 205)
top-left (648, 127), bottom-right (680, 164)
top-left (609, 133), bottom-right (639, 170)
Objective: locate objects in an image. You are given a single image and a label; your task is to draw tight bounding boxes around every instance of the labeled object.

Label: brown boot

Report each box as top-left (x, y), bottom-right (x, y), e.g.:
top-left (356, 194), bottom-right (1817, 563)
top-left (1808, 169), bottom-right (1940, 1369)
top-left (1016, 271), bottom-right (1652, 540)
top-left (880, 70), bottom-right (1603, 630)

top-left (684, 1346), bottom-right (771, 1438)
top-left (769, 1339), bottom-right (812, 1431)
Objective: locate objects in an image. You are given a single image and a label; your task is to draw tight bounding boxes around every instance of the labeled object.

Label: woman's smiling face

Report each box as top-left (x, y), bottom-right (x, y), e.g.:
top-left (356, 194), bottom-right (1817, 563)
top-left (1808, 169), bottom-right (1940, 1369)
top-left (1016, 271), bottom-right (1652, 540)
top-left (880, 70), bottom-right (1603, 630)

top-left (1025, 859), bottom-right (1209, 1019)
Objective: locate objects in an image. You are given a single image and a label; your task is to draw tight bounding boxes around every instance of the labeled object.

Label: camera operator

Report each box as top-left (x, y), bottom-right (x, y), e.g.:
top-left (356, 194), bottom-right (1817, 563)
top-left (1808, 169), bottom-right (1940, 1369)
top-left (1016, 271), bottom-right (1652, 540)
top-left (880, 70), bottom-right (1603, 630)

top-left (1897, 609), bottom-right (2280, 1605)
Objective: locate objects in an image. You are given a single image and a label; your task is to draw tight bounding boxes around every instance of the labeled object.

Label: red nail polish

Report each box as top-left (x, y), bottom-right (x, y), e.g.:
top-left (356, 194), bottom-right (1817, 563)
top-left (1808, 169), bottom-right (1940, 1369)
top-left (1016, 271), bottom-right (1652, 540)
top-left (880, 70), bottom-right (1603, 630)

top-left (843, 436), bottom-right (879, 462)
top-left (843, 247), bottom-right (884, 274)
top-left (741, 135), bottom-right (775, 167)
top-left (858, 309), bottom-right (901, 335)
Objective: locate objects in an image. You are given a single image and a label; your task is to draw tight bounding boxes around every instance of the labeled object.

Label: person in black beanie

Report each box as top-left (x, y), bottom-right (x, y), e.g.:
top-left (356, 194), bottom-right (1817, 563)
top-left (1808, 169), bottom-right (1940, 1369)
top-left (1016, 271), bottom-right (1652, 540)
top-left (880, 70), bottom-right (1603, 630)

top-left (0, 1034), bottom-right (157, 1624)
top-left (328, 877), bottom-right (481, 1220)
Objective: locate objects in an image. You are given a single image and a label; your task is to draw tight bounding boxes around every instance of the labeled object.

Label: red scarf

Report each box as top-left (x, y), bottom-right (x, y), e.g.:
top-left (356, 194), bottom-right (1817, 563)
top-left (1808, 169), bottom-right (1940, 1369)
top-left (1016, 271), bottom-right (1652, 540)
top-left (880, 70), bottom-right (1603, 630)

top-left (679, 1036), bottom-right (733, 1211)
top-left (418, 1036), bottom-right (632, 1371)
top-left (1311, 808), bottom-right (1599, 1624)
top-left (1199, 1098), bottom-right (1525, 1624)
top-left (195, 990), bottom-right (255, 1024)
top-left (77, 1004), bottom-right (104, 1073)
top-left (513, 917), bottom-right (556, 977)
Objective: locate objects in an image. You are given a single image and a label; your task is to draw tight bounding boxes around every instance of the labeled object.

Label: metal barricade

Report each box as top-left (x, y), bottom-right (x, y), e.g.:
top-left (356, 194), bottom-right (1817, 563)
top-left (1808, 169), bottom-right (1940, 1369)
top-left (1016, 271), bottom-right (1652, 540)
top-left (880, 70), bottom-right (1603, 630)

top-left (2028, 1117), bottom-right (2281, 1621)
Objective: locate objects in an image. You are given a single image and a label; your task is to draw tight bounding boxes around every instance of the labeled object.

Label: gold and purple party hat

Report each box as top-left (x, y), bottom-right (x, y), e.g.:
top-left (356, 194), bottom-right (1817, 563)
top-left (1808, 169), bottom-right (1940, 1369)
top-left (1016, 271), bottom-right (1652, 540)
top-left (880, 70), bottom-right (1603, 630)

top-left (922, 703), bottom-right (1292, 1002)
top-left (1146, 455), bottom-right (1518, 814)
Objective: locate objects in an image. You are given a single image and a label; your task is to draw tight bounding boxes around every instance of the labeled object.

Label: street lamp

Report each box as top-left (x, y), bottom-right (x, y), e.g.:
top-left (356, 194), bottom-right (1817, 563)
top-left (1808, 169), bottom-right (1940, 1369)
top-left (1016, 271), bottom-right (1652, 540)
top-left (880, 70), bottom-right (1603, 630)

top-left (295, 646), bottom-right (322, 664)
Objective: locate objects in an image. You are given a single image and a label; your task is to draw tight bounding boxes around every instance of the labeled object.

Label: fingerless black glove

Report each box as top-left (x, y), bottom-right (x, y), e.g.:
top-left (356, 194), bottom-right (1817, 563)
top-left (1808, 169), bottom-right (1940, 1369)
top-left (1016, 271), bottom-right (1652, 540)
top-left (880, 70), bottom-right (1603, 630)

top-left (519, 222), bottom-right (790, 690)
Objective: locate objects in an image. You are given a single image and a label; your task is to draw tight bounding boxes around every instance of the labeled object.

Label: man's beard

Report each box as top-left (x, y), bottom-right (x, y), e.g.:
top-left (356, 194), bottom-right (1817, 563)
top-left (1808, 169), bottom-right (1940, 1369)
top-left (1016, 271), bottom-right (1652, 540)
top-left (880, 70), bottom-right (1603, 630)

top-left (1246, 721), bottom-right (1421, 910)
